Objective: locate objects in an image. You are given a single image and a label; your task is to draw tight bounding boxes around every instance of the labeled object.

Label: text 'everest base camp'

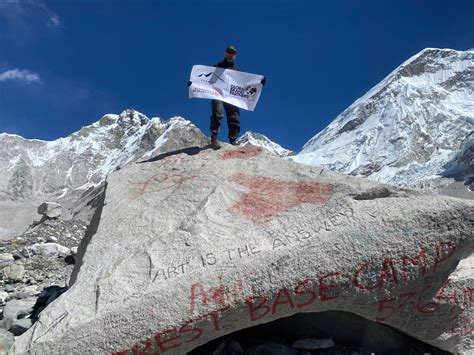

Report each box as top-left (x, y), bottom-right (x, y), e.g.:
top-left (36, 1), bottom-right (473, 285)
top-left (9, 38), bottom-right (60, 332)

top-left (0, 47), bottom-right (473, 355)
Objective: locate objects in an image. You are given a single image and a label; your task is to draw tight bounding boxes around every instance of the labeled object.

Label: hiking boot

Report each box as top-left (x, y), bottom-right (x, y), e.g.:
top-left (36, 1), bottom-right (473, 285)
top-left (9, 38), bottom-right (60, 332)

top-left (229, 139), bottom-right (238, 146)
top-left (210, 135), bottom-right (221, 150)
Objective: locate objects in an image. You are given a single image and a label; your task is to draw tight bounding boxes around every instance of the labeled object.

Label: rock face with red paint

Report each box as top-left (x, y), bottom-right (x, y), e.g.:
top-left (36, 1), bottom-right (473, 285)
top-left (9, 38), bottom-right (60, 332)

top-left (13, 145), bottom-right (474, 354)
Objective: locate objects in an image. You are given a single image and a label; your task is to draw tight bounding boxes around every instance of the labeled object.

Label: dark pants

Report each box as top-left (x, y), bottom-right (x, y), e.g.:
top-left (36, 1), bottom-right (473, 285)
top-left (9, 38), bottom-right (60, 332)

top-left (210, 100), bottom-right (240, 141)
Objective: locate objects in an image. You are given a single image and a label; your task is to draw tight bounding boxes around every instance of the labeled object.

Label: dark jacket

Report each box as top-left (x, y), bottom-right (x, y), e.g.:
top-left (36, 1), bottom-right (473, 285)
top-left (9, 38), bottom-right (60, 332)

top-left (215, 59), bottom-right (240, 71)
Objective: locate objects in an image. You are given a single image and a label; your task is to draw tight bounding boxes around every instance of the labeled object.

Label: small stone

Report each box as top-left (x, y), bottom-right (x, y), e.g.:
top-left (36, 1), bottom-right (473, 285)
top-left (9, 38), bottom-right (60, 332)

top-left (28, 243), bottom-right (70, 258)
top-left (292, 338), bottom-right (335, 350)
top-left (37, 202), bottom-right (62, 219)
top-left (29, 272), bottom-right (44, 282)
top-left (3, 263), bottom-right (25, 282)
top-left (0, 253), bottom-right (14, 262)
top-left (47, 236), bottom-right (58, 243)
top-left (23, 285), bottom-right (39, 296)
top-left (12, 253), bottom-right (22, 260)
top-left (0, 291), bottom-right (8, 304)
top-left (70, 247), bottom-right (78, 255)
top-left (5, 285), bottom-right (15, 293)
top-left (15, 292), bottom-right (30, 300)
top-left (26, 279), bottom-right (37, 285)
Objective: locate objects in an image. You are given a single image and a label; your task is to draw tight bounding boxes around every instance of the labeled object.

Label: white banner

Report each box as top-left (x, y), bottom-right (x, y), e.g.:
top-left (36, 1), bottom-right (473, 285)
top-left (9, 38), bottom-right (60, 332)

top-left (188, 65), bottom-right (264, 111)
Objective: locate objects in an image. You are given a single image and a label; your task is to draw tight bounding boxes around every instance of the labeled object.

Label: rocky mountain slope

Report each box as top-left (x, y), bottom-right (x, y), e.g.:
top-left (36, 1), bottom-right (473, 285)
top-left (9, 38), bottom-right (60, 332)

top-left (293, 48), bottom-right (474, 196)
top-left (0, 109), bottom-right (208, 204)
top-left (0, 109), bottom-right (209, 239)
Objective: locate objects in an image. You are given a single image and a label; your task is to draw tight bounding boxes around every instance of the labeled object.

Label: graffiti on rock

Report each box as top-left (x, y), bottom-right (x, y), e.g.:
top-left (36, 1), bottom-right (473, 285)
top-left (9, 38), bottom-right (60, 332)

top-left (227, 173), bottom-right (334, 222)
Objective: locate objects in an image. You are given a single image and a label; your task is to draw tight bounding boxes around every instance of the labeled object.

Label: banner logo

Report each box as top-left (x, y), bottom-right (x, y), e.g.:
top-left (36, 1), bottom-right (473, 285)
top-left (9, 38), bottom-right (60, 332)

top-left (230, 84), bottom-right (257, 99)
top-left (198, 72), bottom-right (225, 83)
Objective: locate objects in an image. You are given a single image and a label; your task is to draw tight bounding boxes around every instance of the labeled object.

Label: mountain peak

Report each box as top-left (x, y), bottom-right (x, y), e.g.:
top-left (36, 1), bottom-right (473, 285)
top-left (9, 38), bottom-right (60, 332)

top-left (117, 109), bottom-right (149, 127)
top-left (237, 131), bottom-right (295, 157)
top-left (294, 48), bottom-right (474, 193)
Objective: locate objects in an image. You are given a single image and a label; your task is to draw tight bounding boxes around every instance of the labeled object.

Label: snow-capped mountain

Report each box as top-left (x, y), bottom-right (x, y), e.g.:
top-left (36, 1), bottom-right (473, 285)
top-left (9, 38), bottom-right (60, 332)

top-left (293, 48), bottom-right (474, 193)
top-left (237, 131), bottom-right (295, 157)
top-left (0, 109), bottom-right (208, 203)
top-left (0, 109), bottom-right (209, 238)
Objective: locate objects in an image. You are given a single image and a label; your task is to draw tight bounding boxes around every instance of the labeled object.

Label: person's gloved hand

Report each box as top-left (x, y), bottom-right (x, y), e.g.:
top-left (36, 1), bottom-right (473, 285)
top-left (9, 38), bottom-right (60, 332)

top-left (261, 77), bottom-right (266, 86)
top-left (187, 81), bottom-right (192, 87)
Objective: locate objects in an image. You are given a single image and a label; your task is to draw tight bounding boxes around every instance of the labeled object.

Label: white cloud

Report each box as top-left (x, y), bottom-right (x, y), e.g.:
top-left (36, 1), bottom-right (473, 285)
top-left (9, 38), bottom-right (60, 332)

top-left (0, 0), bottom-right (61, 28)
top-left (0, 69), bottom-right (41, 84)
top-left (39, 2), bottom-right (60, 27)
top-left (50, 13), bottom-right (60, 27)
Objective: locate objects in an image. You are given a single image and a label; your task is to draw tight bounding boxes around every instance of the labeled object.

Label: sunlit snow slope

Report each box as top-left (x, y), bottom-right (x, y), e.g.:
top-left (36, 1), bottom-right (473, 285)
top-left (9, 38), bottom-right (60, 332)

top-left (294, 48), bottom-right (473, 190)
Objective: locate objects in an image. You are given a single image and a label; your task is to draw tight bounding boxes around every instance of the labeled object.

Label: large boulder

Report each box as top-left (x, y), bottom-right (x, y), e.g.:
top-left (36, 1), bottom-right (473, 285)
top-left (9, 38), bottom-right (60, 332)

top-left (13, 145), bottom-right (474, 354)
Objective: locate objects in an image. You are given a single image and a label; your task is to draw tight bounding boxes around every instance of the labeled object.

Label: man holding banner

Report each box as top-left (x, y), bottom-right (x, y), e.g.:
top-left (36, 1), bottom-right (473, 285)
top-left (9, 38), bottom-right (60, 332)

top-left (188, 45), bottom-right (266, 149)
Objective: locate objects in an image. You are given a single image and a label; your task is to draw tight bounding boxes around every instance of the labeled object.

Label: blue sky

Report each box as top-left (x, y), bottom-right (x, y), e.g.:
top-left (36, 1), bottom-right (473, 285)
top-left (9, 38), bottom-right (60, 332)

top-left (1, 0), bottom-right (473, 152)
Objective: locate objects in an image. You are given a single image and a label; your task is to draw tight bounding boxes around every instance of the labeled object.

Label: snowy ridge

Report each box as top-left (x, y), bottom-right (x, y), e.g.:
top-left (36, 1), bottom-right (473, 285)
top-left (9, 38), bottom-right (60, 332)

top-left (293, 48), bottom-right (474, 190)
top-left (237, 131), bottom-right (295, 157)
top-left (0, 109), bottom-right (207, 203)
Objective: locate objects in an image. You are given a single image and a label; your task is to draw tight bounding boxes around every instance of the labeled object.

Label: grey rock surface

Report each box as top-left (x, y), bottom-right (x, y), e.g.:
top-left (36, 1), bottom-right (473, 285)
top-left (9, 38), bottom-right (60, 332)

top-left (12, 145), bottom-right (474, 354)
top-left (0, 328), bottom-right (14, 355)
top-left (37, 202), bottom-right (62, 219)
top-left (3, 298), bottom-right (35, 334)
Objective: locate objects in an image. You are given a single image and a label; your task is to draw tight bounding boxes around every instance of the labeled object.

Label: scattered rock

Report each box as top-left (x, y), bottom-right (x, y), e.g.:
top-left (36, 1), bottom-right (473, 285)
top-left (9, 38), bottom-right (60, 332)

top-left (27, 243), bottom-right (70, 258)
top-left (47, 236), bottom-right (58, 243)
top-left (4, 285), bottom-right (15, 293)
top-left (37, 202), bottom-right (62, 219)
top-left (13, 253), bottom-right (23, 260)
top-left (15, 292), bottom-right (30, 300)
top-left (292, 338), bottom-right (335, 350)
top-left (2, 264), bottom-right (24, 282)
top-left (8, 318), bottom-right (32, 336)
top-left (0, 254), bottom-right (13, 263)
top-left (28, 271), bottom-right (43, 283)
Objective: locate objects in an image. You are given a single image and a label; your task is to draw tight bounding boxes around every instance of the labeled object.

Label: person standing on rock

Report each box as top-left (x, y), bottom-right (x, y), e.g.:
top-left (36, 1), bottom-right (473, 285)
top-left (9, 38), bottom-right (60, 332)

top-left (189, 45), bottom-right (266, 149)
top-left (208, 45), bottom-right (241, 149)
